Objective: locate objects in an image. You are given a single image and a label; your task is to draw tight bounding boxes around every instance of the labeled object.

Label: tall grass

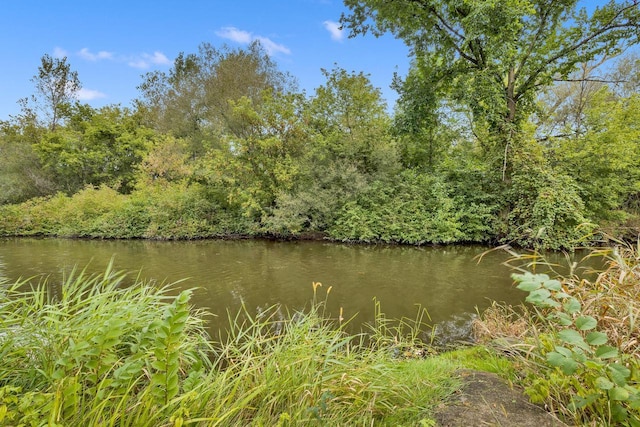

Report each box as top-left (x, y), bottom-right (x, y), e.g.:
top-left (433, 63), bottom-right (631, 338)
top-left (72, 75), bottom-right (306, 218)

top-left (0, 265), bottom-right (478, 426)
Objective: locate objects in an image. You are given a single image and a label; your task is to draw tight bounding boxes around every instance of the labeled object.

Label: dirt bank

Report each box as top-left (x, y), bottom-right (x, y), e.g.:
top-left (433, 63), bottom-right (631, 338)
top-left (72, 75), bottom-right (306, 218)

top-left (434, 370), bottom-right (568, 427)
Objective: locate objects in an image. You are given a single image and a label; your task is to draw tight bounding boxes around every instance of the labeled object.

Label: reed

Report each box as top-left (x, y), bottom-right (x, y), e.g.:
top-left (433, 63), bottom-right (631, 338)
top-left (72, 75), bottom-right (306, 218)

top-left (0, 264), bottom-right (479, 426)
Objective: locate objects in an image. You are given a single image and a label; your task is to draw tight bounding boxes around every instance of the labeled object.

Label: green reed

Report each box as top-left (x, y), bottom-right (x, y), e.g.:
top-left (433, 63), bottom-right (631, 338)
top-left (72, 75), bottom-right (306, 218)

top-left (0, 264), bottom-right (490, 426)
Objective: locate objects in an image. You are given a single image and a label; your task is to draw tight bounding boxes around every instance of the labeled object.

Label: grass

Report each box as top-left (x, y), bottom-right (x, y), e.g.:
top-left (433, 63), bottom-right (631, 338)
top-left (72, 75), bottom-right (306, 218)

top-left (0, 263), bottom-right (504, 426)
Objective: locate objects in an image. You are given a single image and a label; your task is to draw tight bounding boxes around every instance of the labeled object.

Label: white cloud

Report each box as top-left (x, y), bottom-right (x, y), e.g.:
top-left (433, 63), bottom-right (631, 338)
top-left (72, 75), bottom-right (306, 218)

top-left (323, 20), bottom-right (344, 41)
top-left (52, 46), bottom-right (170, 70)
top-left (145, 51), bottom-right (171, 65)
top-left (216, 26), bottom-right (252, 44)
top-left (53, 46), bottom-right (68, 58)
top-left (127, 51), bottom-right (172, 69)
top-left (78, 48), bottom-right (114, 61)
top-left (216, 26), bottom-right (291, 56)
top-left (255, 37), bottom-right (291, 55)
top-left (128, 59), bottom-right (148, 69)
top-left (76, 88), bottom-right (107, 101)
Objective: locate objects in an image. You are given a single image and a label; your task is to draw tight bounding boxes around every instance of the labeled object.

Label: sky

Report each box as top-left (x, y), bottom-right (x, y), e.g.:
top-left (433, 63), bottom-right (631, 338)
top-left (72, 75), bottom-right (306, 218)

top-left (0, 0), bottom-right (411, 120)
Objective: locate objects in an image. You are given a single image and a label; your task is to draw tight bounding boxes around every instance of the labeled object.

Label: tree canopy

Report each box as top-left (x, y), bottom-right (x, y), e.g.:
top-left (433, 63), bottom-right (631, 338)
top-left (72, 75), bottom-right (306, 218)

top-left (341, 0), bottom-right (640, 177)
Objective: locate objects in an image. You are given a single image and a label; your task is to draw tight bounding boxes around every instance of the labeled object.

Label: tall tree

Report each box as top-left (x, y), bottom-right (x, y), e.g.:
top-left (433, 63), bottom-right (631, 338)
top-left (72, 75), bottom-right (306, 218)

top-left (136, 41), bottom-right (296, 155)
top-left (22, 54), bottom-right (81, 131)
top-left (308, 67), bottom-right (398, 176)
top-left (0, 119), bottom-right (55, 204)
top-left (264, 67), bottom-right (399, 235)
top-left (341, 0), bottom-right (640, 178)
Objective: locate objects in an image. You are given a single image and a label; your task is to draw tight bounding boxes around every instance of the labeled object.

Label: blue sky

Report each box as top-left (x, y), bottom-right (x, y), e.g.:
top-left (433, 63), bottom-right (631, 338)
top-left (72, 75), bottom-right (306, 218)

top-left (0, 0), bottom-right (410, 120)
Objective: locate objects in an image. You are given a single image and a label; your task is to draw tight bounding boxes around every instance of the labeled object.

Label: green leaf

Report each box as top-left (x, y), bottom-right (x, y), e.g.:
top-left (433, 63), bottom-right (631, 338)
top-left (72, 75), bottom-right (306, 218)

top-left (575, 315), bottom-right (597, 331)
top-left (546, 351), bottom-right (578, 375)
top-left (176, 290), bottom-right (192, 304)
top-left (611, 402), bottom-right (629, 422)
top-left (153, 347), bottom-right (166, 361)
top-left (513, 272), bottom-right (548, 292)
top-left (550, 312), bottom-right (572, 326)
top-left (151, 360), bottom-right (166, 371)
top-left (572, 348), bottom-right (587, 363)
top-left (585, 331), bottom-right (607, 346)
top-left (595, 345), bottom-right (619, 359)
top-left (542, 279), bottom-right (562, 291)
top-left (516, 281), bottom-right (542, 292)
top-left (595, 376), bottom-right (614, 390)
top-left (609, 387), bottom-right (630, 401)
top-left (563, 298), bottom-right (581, 314)
top-left (558, 329), bottom-right (588, 350)
top-left (608, 363), bottom-right (631, 386)
top-left (525, 288), bottom-right (551, 304)
top-left (554, 346), bottom-right (572, 357)
top-left (51, 369), bottom-right (65, 381)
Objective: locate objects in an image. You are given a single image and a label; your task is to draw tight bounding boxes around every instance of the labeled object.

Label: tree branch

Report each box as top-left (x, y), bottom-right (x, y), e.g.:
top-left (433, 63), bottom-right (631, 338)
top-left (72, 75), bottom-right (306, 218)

top-left (554, 77), bottom-right (628, 83)
top-left (514, 0), bottom-right (555, 82)
top-left (516, 2), bottom-right (639, 98)
top-left (407, 0), bottom-right (480, 66)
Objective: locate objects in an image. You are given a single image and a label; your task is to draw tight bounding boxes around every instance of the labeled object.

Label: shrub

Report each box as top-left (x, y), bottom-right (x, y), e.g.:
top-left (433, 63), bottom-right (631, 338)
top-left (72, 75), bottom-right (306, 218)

top-left (330, 170), bottom-right (463, 244)
top-left (506, 165), bottom-right (594, 250)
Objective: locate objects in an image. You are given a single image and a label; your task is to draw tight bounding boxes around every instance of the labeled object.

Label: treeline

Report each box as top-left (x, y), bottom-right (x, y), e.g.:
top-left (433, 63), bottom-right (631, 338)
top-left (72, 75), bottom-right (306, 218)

top-left (1, 40), bottom-right (639, 249)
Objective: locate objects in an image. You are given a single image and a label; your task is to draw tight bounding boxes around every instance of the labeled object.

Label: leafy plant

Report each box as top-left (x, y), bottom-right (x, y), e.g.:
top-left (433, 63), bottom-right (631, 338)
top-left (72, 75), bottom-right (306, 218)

top-left (512, 271), bottom-right (640, 425)
top-left (330, 170), bottom-right (462, 244)
top-left (150, 290), bottom-right (193, 406)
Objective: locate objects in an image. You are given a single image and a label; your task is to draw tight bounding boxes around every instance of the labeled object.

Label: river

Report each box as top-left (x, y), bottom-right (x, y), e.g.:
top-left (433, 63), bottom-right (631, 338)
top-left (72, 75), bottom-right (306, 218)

top-left (0, 238), bottom-right (567, 341)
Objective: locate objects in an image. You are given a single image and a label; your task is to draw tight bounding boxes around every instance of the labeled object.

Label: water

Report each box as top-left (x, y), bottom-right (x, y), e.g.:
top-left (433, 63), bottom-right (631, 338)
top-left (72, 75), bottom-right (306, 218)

top-left (0, 238), bottom-right (537, 340)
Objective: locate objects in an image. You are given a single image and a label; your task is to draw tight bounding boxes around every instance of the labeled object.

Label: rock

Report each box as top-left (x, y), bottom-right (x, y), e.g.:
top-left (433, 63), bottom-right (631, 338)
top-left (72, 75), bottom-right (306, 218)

top-left (434, 369), bottom-right (568, 427)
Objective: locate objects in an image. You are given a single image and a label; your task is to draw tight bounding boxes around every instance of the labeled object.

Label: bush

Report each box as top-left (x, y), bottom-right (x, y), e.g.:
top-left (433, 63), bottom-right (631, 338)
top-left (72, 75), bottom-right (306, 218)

top-left (329, 170), bottom-right (462, 244)
top-left (506, 165), bottom-right (594, 250)
top-left (0, 182), bottom-right (252, 239)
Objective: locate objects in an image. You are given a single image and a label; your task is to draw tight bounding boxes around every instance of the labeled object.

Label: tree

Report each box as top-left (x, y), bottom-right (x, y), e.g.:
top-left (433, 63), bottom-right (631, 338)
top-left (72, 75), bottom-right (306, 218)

top-left (307, 67), bottom-right (398, 176)
top-left (199, 90), bottom-right (310, 220)
top-left (341, 0), bottom-right (640, 178)
top-left (0, 119), bottom-right (55, 204)
top-left (535, 59), bottom-right (608, 141)
top-left (552, 86), bottom-right (640, 221)
top-left (264, 67), bottom-right (399, 235)
top-left (136, 41), bottom-right (297, 156)
top-left (535, 53), bottom-right (640, 221)
top-left (22, 54), bottom-right (81, 131)
top-left (392, 65), bottom-right (472, 170)
top-left (33, 105), bottom-right (152, 194)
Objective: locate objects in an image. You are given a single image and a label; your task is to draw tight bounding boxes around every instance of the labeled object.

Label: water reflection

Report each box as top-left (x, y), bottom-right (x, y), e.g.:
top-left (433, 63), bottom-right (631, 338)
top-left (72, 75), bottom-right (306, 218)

top-left (0, 255), bottom-right (5, 282)
top-left (0, 237), bottom-right (593, 340)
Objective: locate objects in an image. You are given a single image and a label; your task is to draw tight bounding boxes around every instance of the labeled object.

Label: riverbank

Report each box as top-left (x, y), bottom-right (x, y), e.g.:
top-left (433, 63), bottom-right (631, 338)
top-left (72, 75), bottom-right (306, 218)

top-left (0, 181), bottom-right (619, 250)
top-left (1, 241), bottom-right (638, 425)
top-left (0, 264), bottom-right (515, 426)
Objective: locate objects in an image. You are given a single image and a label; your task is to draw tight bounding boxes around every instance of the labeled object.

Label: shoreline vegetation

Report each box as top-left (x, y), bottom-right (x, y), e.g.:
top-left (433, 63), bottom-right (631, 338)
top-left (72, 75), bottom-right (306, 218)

top-left (0, 244), bottom-right (638, 425)
top-left (0, 182), bottom-right (613, 250)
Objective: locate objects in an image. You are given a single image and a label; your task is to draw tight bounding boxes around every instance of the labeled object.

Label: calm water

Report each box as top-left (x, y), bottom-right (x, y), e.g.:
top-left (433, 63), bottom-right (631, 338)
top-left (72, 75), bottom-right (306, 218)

top-left (0, 238), bottom-right (559, 340)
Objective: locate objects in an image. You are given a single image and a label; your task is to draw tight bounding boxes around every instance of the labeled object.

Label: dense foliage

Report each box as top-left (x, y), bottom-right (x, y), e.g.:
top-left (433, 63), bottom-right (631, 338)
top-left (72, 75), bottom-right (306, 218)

top-left (1, 2), bottom-right (640, 249)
